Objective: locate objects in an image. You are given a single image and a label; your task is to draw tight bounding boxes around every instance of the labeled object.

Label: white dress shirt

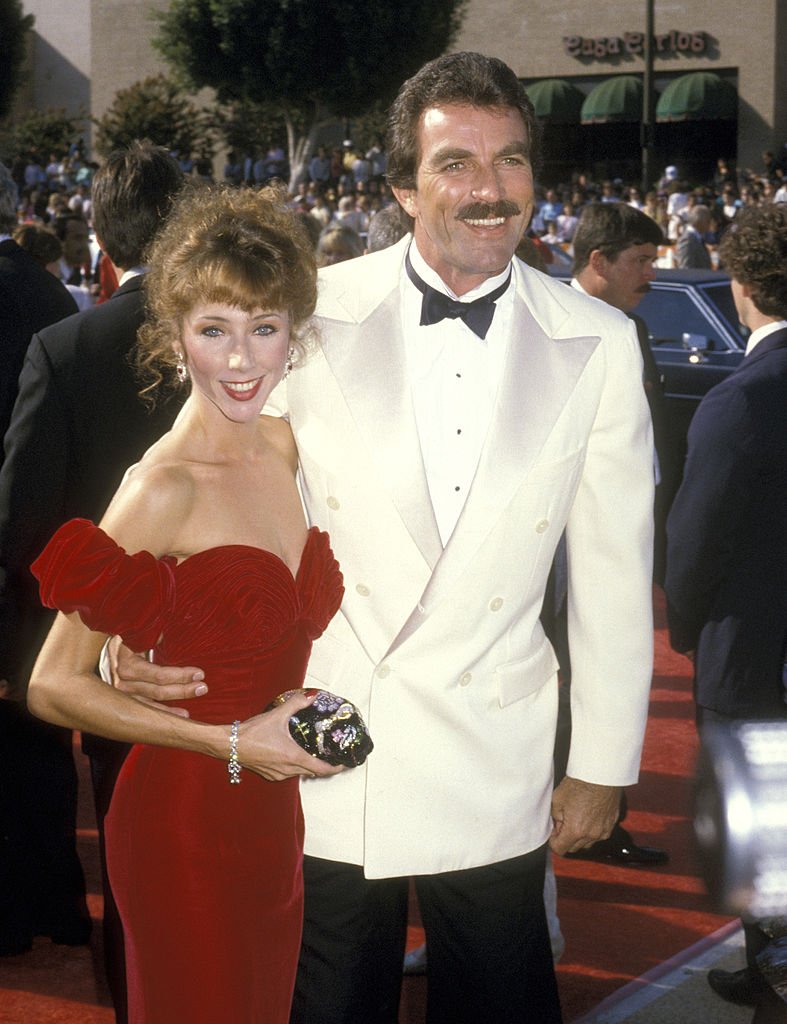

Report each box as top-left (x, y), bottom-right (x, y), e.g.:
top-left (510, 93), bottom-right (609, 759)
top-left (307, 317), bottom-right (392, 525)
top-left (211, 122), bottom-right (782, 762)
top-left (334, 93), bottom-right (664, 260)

top-left (402, 241), bottom-right (514, 545)
top-left (744, 319), bottom-right (787, 356)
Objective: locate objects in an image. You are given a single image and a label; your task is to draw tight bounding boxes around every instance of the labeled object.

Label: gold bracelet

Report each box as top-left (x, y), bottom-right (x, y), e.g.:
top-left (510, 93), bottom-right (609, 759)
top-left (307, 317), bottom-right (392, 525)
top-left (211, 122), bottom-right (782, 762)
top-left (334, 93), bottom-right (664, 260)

top-left (228, 720), bottom-right (242, 784)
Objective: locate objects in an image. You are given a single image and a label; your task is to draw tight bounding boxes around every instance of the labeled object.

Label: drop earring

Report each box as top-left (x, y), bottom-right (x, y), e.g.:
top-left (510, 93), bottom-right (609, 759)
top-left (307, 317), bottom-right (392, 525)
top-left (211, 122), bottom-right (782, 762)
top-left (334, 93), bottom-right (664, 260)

top-left (176, 354), bottom-right (189, 384)
top-left (282, 346), bottom-right (295, 380)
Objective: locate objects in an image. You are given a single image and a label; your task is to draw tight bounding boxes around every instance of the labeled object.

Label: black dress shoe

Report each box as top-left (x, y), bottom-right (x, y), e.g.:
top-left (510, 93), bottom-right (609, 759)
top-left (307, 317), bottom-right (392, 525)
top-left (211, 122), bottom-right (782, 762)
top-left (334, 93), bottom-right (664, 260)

top-left (565, 825), bottom-right (669, 866)
top-left (707, 966), bottom-right (766, 1006)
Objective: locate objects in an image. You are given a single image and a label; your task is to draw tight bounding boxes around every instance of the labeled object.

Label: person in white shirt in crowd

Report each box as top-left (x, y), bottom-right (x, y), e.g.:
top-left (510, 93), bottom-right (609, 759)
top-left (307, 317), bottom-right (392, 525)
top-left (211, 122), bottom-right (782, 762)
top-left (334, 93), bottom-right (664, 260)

top-left (333, 194), bottom-right (368, 236)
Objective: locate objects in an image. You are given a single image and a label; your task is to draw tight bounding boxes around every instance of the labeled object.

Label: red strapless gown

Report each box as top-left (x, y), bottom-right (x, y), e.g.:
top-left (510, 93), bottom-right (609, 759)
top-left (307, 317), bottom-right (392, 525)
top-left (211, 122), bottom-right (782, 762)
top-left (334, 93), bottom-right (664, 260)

top-left (32, 520), bottom-right (343, 1024)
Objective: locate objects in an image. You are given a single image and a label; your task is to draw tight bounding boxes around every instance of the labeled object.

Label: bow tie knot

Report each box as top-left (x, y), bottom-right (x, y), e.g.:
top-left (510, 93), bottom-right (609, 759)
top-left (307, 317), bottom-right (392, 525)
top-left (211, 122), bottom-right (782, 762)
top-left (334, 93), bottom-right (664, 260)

top-left (406, 252), bottom-right (511, 340)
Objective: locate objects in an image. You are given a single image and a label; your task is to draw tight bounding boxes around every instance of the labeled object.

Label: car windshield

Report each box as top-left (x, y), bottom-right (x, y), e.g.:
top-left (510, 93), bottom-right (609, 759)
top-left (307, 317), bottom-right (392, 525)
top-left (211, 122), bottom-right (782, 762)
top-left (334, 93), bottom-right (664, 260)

top-left (699, 283), bottom-right (749, 347)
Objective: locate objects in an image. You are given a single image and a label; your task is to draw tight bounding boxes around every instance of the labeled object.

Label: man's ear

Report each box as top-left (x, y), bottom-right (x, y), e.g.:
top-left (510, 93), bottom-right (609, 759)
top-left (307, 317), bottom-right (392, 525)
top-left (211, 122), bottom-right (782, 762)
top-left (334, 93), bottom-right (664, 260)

top-left (95, 234), bottom-right (120, 278)
top-left (588, 248), bottom-right (610, 279)
top-left (391, 186), bottom-right (417, 220)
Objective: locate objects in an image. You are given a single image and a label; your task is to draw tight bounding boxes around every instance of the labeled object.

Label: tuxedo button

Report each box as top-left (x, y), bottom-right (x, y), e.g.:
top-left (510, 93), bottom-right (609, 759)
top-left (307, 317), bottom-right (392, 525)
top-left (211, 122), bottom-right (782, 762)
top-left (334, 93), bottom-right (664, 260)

top-left (489, 597), bottom-right (503, 611)
top-left (376, 664), bottom-right (391, 679)
top-left (535, 519), bottom-right (549, 534)
top-left (356, 583), bottom-right (370, 597)
top-left (327, 496), bottom-right (340, 510)
top-left (459, 672), bottom-right (472, 687)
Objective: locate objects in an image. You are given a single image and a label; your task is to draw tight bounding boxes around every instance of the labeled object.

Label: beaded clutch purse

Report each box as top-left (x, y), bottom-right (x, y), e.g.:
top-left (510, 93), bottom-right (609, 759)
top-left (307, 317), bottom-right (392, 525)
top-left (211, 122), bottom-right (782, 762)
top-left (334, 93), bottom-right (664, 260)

top-left (268, 689), bottom-right (374, 768)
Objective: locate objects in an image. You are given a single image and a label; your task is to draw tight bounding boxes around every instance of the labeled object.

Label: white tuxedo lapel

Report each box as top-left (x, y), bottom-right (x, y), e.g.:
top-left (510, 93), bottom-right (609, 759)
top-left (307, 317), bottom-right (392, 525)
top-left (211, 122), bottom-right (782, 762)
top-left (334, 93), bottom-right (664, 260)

top-left (317, 241), bottom-right (443, 569)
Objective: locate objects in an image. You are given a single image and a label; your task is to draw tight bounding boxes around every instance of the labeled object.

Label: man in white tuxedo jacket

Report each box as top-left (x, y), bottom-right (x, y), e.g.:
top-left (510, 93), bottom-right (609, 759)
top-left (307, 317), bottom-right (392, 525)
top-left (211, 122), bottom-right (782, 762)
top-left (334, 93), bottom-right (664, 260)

top-left (115, 53), bottom-right (654, 1024)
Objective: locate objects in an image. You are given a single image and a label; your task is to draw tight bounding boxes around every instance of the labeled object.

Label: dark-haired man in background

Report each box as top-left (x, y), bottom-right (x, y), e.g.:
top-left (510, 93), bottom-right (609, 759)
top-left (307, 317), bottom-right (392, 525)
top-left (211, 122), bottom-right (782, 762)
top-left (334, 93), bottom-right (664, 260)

top-left (52, 210), bottom-right (95, 310)
top-left (0, 141), bottom-right (184, 1019)
top-left (571, 201), bottom-right (676, 586)
top-left (0, 162), bottom-right (77, 453)
top-left (546, 201), bottom-right (674, 868)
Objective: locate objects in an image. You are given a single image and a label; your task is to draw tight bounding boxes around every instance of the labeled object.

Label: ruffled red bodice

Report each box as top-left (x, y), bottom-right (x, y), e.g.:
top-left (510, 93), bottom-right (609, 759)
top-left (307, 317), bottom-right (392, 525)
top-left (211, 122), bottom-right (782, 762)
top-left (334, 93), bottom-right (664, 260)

top-left (32, 519), bottom-right (344, 720)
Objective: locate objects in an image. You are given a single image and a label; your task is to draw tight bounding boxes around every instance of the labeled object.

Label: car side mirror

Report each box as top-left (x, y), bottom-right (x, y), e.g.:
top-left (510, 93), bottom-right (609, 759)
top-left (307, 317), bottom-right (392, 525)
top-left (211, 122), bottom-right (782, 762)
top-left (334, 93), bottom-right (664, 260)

top-left (682, 333), bottom-right (714, 362)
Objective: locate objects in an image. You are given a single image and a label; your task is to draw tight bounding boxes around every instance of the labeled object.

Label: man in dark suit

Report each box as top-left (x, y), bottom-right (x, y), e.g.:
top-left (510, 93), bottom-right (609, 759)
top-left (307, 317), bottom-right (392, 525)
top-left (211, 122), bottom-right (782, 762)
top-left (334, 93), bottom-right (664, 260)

top-left (0, 142), bottom-right (183, 1017)
top-left (549, 201), bottom-right (672, 867)
top-left (51, 211), bottom-right (92, 286)
top-left (665, 203), bottom-right (787, 1009)
top-left (0, 161), bottom-right (77, 450)
top-left (571, 201), bottom-right (678, 584)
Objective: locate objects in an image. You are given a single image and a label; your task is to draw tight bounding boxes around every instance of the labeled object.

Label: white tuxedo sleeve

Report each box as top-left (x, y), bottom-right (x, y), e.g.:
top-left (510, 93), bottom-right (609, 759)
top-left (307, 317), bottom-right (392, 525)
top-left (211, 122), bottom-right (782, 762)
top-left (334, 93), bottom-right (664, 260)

top-left (565, 316), bottom-right (655, 786)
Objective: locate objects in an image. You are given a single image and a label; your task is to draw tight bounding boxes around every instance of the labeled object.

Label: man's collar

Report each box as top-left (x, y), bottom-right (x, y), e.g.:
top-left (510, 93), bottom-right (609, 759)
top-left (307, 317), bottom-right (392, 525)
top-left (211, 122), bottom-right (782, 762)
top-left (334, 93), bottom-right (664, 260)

top-left (118, 266), bottom-right (146, 287)
top-left (745, 319), bottom-right (787, 356)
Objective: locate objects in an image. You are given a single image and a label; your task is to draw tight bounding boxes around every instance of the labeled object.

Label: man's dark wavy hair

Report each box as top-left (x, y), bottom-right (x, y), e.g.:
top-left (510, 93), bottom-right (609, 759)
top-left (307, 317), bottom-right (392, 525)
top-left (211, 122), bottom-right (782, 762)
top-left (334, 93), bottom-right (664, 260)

top-left (385, 51), bottom-right (541, 193)
top-left (719, 204), bottom-right (787, 319)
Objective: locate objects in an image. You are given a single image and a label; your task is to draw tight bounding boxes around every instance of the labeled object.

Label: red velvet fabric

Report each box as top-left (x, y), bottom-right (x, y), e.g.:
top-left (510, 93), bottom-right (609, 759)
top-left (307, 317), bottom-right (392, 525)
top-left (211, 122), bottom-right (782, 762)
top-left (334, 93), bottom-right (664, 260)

top-left (32, 521), bottom-right (343, 1023)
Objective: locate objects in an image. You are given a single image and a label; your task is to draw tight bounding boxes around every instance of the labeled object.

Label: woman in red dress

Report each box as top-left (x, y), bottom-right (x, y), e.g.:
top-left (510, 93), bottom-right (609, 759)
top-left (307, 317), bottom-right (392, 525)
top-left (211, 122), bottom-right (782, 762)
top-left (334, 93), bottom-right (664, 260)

top-left (27, 186), bottom-right (346, 1023)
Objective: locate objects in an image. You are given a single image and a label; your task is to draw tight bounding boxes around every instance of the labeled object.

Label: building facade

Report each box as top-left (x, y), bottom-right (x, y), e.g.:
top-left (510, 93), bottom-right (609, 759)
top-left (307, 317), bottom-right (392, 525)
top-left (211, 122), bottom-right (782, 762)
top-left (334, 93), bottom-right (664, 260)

top-left (17, 0), bottom-right (169, 140)
top-left (454, 0), bottom-right (787, 186)
top-left (15, 0), bottom-right (787, 188)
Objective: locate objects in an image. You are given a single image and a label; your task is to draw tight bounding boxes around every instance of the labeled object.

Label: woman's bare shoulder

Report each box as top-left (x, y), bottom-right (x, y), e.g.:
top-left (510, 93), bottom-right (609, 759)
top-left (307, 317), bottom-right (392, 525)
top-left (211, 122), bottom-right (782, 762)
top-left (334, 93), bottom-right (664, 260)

top-left (259, 414), bottom-right (297, 473)
top-left (99, 456), bottom-right (197, 559)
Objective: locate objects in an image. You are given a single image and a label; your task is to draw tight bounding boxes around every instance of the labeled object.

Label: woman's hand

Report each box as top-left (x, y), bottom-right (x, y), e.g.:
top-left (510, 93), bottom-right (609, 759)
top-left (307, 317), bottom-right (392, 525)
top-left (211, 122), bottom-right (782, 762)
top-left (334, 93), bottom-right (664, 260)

top-left (236, 690), bottom-right (344, 782)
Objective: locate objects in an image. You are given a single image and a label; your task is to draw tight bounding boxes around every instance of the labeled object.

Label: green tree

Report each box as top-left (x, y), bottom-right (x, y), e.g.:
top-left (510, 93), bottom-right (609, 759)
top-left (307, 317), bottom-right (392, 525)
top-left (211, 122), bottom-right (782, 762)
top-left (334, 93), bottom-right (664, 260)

top-left (348, 100), bottom-right (390, 154)
top-left (0, 107), bottom-right (84, 164)
top-left (0, 0), bottom-right (33, 121)
top-left (93, 74), bottom-right (215, 161)
top-left (153, 0), bottom-right (467, 188)
top-left (211, 98), bottom-right (306, 172)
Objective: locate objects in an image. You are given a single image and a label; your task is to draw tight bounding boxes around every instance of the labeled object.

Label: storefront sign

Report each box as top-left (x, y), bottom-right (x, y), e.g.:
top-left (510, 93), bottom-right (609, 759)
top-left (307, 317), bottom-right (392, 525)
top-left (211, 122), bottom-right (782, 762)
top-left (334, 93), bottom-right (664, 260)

top-left (563, 31), bottom-right (708, 60)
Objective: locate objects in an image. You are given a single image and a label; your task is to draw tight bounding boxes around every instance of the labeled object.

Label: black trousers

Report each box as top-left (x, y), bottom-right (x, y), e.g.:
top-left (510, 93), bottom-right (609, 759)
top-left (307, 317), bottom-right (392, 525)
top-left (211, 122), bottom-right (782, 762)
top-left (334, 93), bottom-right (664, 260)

top-left (290, 846), bottom-right (562, 1024)
top-left (0, 702), bottom-right (91, 954)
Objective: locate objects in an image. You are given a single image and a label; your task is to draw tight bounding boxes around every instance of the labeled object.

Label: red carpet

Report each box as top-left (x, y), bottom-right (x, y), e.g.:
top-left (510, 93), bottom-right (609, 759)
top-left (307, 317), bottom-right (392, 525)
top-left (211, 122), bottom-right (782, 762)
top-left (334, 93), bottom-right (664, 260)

top-left (0, 589), bottom-right (731, 1023)
top-left (552, 592), bottom-right (732, 1020)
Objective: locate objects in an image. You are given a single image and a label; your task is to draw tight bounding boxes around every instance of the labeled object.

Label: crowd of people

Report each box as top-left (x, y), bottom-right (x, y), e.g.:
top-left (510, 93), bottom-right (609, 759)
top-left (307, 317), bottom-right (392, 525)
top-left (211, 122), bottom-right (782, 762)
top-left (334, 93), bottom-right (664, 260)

top-left (7, 119), bottom-right (785, 296)
top-left (0, 49), bottom-right (785, 1024)
top-left (10, 123), bottom-right (787, 293)
top-left (520, 153), bottom-right (787, 251)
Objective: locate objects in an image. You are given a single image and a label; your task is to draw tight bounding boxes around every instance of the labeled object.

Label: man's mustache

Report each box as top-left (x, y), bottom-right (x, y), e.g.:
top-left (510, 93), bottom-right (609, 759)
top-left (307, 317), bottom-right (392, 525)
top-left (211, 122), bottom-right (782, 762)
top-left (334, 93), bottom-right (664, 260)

top-left (457, 200), bottom-right (522, 221)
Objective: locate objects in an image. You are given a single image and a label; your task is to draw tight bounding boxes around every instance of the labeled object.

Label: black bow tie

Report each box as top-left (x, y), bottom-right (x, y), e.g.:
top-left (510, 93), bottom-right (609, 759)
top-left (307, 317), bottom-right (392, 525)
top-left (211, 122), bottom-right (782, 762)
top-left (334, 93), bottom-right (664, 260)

top-left (405, 252), bottom-right (511, 340)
